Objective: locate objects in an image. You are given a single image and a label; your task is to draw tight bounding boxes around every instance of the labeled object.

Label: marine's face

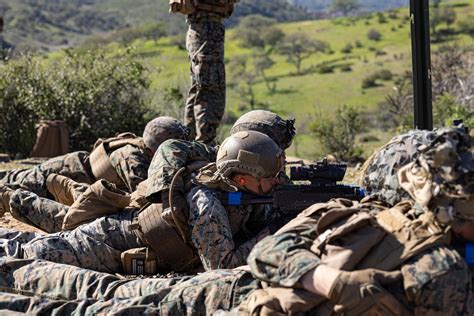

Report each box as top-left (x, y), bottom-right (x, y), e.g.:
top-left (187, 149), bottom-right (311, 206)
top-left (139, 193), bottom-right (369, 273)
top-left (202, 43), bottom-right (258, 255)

top-left (232, 174), bottom-right (281, 195)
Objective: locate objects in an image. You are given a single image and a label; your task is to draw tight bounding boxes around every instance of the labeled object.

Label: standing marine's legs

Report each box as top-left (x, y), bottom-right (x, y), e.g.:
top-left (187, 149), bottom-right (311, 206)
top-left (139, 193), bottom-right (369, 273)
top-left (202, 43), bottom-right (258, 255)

top-left (185, 19), bottom-right (226, 145)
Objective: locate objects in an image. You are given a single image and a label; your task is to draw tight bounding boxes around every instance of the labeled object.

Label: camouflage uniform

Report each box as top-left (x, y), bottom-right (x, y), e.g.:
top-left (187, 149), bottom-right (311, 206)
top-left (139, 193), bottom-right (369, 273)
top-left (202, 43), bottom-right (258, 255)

top-left (0, 208), bottom-right (144, 273)
top-left (0, 183), bottom-right (275, 271)
top-left (186, 185), bottom-right (276, 270)
top-left (0, 202), bottom-right (472, 315)
top-left (184, 9), bottom-right (227, 144)
top-left (0, 257), bottom-right (258, 315)
top-left (145, 139), bottom-right (217, 202)
top-left (0, 133), bottom-right (277, 272)
top-left (246, 198), bottom-right (472, 315)
top-left (0, 151), bottom-right (93, 198)
top-left (7, 188), bottom-right (70, 233)
top-left (0, 143), bottom-right (151, 196)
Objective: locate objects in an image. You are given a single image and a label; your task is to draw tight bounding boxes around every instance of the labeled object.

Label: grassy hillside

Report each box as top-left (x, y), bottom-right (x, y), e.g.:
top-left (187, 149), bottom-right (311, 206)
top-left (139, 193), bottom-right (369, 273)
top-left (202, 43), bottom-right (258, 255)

top-left (41, 0), bottom-right (473, 161)
top-left (0, 0), bottom-right (310, 51)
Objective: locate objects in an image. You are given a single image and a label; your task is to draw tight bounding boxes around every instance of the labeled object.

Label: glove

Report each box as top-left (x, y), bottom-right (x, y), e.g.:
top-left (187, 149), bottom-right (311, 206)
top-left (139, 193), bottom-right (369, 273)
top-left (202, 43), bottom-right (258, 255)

top-left (329, 268), bottom-right (407, 316)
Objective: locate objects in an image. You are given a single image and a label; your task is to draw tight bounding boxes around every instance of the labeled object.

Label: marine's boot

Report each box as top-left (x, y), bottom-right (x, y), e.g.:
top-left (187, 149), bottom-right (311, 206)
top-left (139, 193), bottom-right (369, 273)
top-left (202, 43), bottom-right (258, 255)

top-left (46, 174), bottom-right (89, 206)
top-left (0, 184), bottom-right (13, 218)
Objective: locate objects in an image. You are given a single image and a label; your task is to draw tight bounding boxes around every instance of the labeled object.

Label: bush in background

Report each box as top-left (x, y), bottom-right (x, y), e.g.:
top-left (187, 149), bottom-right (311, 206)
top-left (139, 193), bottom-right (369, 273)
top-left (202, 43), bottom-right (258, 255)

top-left (367, 29), bottom-right (382, 41)
top-left (311, 104), bottom-right (364, 162)
top-left (0, 48), bottom-right (152, 156)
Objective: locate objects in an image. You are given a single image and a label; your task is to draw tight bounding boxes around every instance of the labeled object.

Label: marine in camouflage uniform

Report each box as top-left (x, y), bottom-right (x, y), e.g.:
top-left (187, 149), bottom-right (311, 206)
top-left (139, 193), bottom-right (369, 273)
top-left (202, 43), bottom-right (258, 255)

top-left (0, 117), bottom-right (190, 232)
top-left (0, 128), bottom-right (471, 315)
top-left (144, 109), bottom-right (295, 204)
top-left (243, 127), bottom-right (473, 315)
top-left (176, 1), bottom-right (236, 145)
top-left (0, 257), bottom-right (257, 315)
top-left (0, 117), bottom-right (189, 196)
top-left (0, 131), bottom-right (283, 274)
top-left (0, 209), bottom-right (144, 272)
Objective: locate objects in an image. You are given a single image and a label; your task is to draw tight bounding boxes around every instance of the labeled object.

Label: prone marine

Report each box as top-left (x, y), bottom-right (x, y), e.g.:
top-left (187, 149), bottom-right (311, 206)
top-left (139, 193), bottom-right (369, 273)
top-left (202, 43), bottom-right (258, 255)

top-left (0, 126), bottom-right (471, 315)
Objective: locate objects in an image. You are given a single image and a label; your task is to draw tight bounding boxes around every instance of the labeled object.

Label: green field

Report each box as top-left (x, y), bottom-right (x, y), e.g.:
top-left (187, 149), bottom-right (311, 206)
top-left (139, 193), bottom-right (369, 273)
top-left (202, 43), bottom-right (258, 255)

top-left (50, 1), bottom-right (474, 160)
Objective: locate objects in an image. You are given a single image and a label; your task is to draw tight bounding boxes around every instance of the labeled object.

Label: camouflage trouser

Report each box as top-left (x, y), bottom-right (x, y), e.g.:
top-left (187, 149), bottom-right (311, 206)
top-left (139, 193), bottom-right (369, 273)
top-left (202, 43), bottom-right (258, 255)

top-left (0, 257), bottom-right (259, 315)
top-left (8, 189), bottom-right (71, 233)
top-left (0, 210), bottom-right (143, 273)
top-left (0, 151), bottom-right (93, 197)
top-left (184, 20), bottom-right (226, 145)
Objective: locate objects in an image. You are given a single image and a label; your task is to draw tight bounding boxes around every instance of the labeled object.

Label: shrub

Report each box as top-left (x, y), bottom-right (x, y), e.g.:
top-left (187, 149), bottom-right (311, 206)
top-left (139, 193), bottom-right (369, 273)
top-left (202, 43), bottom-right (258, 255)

top-left (0, 48), bottom-right (151, 156)
top-left (310, 104), bottom-right (365, 162)
top-left (361, 75), bottom-right (378, 89)
top-left (458, 16), bottom-right (474, 36)
top-left (341, 43), bottom-right (353, 54)
top-left (361, 69), bottom-right (392, 89)
top-left (433, 94), bottom-right (474, 128)
top-left (387, 10), bottom-right (398, 20)
top-left (340, 64), bottom-right (352, 72)
top-left (377, 13), bottom-right (387, 24)
top-left (375, 69), bottom-right (393, 80)
top-left (316, 64), bottom-right (335, 74)
top-left (367, 29), bottom-right (382, 41)
top-left (354, 40), bottom-right (363, 48)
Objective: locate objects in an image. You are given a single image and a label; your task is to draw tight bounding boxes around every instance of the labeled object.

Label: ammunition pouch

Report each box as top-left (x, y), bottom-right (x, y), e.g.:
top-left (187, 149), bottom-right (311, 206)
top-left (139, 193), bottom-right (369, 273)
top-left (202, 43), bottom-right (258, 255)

top-left (169, 0), bottom-right (237, 17)
top-left (62, 179), bottom-right (131, 230)
top-left (89, 133), bottom-right (146, 187)
top-left (130, 203), bottom-right (201, 272)
top-left (121, 247), bottom-right (158, 275)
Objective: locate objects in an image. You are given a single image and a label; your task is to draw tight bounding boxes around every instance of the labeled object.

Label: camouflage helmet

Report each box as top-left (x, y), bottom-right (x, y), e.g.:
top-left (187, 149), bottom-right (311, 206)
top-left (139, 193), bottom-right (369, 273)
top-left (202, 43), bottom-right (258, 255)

top-left (216, 130), bottom-right (284, 179)
top-left (363, 128), bottom-right (473, 224)
top-left (230, 110), bottom-right (296, 150)
top-left (361, 129), bottom-right (438, 206)
top-left (143, 116), bottom-right (190, 152)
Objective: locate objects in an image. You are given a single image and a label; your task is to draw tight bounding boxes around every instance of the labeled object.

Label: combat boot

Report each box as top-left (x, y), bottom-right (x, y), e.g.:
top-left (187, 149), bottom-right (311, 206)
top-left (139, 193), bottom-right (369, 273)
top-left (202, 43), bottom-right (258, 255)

top-left (0, 184), bottom-right (13, 217)
top-left (46, 174), bottom-right (89, 206)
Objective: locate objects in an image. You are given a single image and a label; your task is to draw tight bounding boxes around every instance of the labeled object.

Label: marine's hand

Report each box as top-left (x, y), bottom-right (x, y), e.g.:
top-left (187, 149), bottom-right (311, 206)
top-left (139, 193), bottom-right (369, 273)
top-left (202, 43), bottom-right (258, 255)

top-left (329, 268), bottom-right (404, 315)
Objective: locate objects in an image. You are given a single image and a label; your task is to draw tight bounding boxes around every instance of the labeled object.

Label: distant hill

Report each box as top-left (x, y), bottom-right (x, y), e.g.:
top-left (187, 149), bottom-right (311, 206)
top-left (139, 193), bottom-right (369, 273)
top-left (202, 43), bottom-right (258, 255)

top-left (288, 0), bottom-right (409, 13)
top-left (0, 0), bottom-right (311, 51)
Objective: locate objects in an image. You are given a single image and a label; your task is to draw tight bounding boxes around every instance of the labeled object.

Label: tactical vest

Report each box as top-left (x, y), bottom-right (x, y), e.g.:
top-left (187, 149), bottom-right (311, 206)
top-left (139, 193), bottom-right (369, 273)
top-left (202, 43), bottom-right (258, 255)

top-left (130, 203), bottom-right (201, 273)
top-left (89, 133), bottom-right (147, 187)
top-left (169, 0), bottom-right (238, 18)
top-left (240, 199), bottom-right (451, 315)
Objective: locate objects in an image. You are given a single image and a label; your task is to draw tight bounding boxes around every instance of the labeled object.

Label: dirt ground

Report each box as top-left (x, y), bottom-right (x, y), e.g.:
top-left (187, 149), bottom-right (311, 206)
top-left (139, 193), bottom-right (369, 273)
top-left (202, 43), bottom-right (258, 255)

top-left (0, 158), bottom-right (46, 234)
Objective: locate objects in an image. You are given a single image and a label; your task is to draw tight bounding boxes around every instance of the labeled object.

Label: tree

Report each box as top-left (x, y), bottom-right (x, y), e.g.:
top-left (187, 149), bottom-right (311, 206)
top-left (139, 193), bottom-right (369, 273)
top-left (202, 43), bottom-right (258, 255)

top-left (233, 15), bottom-right (284, 51)
top-left (430, 7), bottom-right (456, 37)
top-left (278, 32), bottom-right (328, 74)
top-left (330, 0), bottom-right (360, 16)
top-left (253, 53), bottom-right (277, 93)
top-left (228, 56), bottom-right (261, 111)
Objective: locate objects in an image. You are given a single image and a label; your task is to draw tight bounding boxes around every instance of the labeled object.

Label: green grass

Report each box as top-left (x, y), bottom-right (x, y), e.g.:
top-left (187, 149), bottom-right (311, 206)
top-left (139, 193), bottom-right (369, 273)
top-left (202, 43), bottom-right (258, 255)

top-left (47, 0), bottom-right (474, 160)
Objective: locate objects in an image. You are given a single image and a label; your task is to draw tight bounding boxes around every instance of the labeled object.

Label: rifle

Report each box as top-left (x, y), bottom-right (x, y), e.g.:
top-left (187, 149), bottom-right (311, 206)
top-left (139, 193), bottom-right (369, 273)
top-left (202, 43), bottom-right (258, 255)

top-left (220, 158), bottom-right (366, 214)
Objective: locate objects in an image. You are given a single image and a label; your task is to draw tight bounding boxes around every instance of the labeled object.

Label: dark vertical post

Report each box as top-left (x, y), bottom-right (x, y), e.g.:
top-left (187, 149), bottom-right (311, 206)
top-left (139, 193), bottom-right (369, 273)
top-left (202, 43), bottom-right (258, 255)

top-left (410, 0), bottom-right (433, 130)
